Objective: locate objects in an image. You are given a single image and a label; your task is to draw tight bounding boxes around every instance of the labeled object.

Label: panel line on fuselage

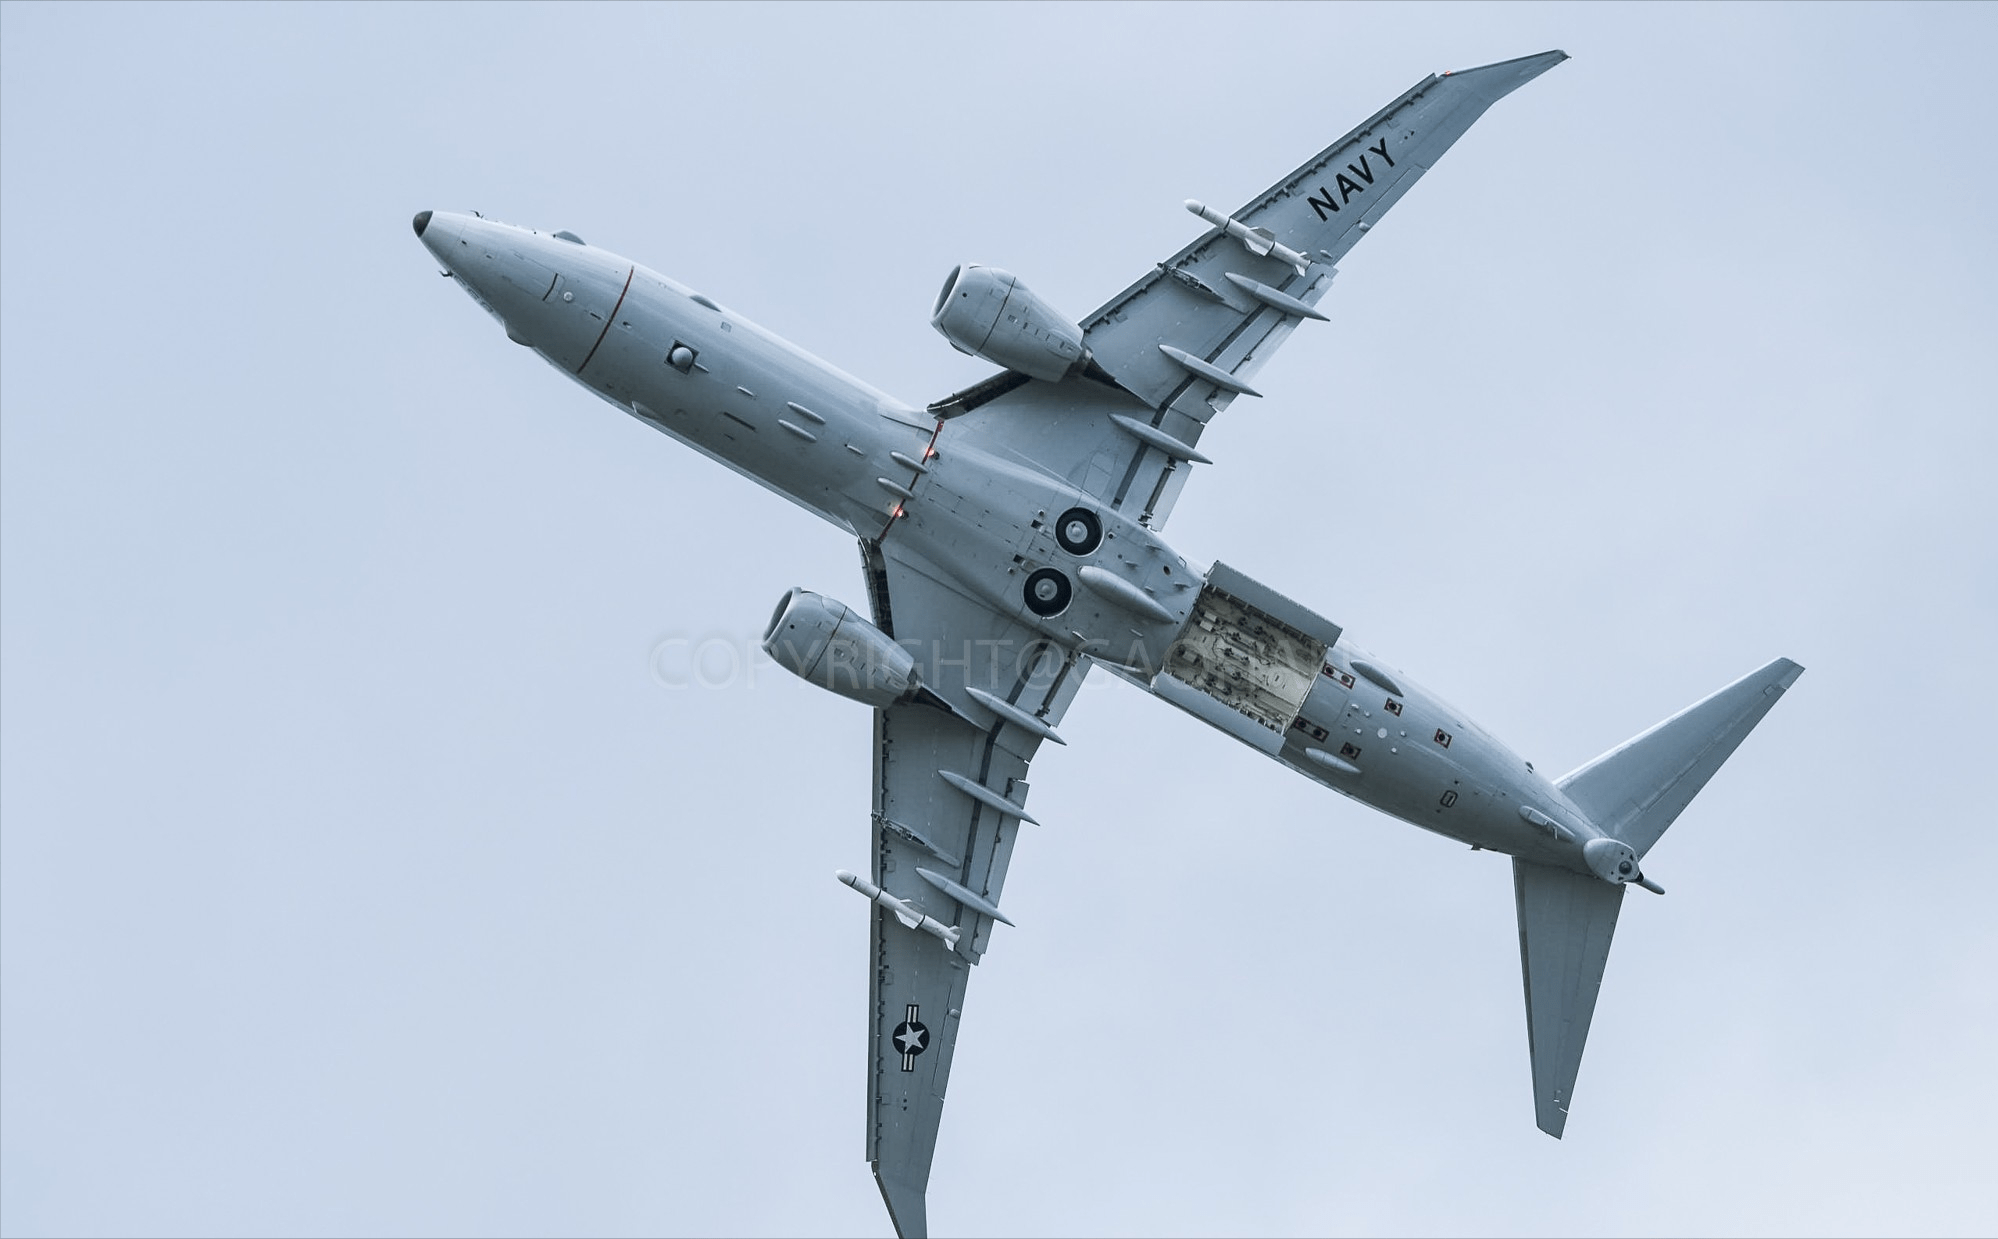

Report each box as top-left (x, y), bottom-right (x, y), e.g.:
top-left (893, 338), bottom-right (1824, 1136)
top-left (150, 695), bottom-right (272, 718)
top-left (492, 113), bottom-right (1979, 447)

top-left (575, 266), bottom-right (634, 375)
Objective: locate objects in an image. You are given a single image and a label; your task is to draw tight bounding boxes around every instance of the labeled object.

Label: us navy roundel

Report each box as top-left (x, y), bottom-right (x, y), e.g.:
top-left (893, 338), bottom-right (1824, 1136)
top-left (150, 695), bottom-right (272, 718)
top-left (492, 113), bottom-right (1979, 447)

top-left (893, 1003), bottom-right (930, 1071)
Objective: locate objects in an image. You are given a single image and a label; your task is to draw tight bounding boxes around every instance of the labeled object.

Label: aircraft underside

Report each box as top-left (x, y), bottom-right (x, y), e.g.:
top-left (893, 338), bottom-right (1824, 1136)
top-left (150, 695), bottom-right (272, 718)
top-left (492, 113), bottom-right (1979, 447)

top-left (413, 48), bottom-right (1800, 1237)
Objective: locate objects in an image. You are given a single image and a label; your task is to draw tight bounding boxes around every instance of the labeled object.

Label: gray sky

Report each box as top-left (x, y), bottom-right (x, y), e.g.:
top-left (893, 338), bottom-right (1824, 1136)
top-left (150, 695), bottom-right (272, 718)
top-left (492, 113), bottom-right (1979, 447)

top-left (3, 3), bottom-right (1994, 1236)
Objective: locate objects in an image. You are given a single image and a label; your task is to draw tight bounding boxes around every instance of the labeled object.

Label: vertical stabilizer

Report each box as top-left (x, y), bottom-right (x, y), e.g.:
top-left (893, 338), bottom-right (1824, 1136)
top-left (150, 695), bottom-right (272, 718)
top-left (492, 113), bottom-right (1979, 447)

top-left (1558, 658), bottom-right (1803, 856)
top-left (1514, 859), bottom-right (1625, 1137)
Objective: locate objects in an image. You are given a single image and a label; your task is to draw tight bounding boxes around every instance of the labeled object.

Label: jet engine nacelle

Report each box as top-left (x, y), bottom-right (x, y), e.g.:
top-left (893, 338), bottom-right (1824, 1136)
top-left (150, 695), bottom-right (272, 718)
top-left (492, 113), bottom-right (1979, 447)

top-left (762, 588), bottom-right (921, 710)
top-left (930, 264), bottom-right (1087, 382)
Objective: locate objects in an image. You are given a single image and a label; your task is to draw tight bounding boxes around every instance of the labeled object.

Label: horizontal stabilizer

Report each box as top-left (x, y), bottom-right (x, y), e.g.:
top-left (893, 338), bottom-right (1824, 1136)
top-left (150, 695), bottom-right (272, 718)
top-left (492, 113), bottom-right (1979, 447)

top-left (1514, 859), bottom-right (1624, 1138)
top-left (1559, 658), bottom-right (1803, 856)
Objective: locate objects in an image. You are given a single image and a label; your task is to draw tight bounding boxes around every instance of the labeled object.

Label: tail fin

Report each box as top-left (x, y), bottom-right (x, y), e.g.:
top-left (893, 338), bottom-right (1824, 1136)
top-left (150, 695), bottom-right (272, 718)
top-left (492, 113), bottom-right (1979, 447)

top-left (1514, 859), bottom-right (1623, 1137)
top-left (1514, 658), bottom-right (1803, 1138)
top-left (1559, 658), bottom-right (1804, 856)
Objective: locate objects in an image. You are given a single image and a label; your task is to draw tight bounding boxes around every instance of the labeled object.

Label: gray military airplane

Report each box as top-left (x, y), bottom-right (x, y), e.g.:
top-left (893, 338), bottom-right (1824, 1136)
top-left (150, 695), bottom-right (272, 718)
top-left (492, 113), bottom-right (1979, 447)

top-left (414, 50), bottom-right (1799, 1237)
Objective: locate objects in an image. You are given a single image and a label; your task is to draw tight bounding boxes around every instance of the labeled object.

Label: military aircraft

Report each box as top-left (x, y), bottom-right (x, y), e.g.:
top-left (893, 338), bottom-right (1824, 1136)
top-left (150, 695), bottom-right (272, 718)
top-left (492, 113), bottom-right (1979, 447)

top-left (413, 49), bottom-right (1799, 1237)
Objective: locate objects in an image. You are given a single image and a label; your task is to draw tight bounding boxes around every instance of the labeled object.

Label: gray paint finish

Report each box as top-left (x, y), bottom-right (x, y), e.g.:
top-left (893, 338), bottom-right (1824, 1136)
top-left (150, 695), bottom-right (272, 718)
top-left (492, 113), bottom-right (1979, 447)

top-left (5, 5), bottom-right (1996, 1238)
top-left (402, 52), bottom-right (1790, 1236)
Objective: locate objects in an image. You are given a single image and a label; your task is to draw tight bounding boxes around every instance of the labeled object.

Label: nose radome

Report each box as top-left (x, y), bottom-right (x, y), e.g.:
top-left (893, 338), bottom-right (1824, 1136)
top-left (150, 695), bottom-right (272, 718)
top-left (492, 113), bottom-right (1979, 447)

top-left (412, 210), bottom-right (432, 238)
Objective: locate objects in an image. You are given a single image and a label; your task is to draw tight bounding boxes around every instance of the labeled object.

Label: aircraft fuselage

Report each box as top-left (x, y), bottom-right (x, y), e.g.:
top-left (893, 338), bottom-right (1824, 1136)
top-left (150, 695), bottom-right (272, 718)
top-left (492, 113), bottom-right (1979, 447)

top-left (417, 210), bottom-right (1615, 877)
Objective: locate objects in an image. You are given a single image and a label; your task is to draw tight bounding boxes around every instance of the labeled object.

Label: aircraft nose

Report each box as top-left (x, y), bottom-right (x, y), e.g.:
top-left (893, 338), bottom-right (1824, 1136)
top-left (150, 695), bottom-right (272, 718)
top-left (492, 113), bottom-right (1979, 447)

top-left (412, 209), bottom-right (433, 238)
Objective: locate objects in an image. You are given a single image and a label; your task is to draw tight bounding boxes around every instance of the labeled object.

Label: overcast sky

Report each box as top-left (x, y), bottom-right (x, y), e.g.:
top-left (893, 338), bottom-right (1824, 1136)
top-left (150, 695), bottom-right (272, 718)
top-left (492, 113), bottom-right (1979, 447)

top-left (3, 3), bottom-right (1994, 1237)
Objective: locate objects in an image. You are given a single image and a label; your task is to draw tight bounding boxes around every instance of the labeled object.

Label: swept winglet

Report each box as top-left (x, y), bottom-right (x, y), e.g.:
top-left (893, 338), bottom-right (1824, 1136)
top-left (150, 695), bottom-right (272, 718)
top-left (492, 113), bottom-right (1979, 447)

top-left (1440, 48), bottom-right (1570, 103)
top-left (874, 1169), bottom-right (929, 1239)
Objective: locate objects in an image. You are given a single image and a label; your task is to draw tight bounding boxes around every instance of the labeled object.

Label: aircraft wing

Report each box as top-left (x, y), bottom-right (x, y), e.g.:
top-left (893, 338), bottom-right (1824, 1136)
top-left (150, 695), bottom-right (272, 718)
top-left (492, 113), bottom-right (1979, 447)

top-left (932, 50), bottom-right (1567, 531)
top-left (854, 539), bottom-right (1091, 1238)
